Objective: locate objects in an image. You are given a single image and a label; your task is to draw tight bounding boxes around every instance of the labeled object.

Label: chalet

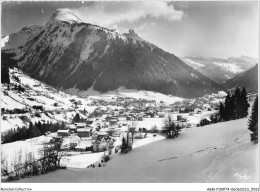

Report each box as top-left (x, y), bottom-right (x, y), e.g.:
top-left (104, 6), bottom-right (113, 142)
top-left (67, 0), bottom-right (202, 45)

top-left (202, 104), bottom-right (212, 111)
top-left (57, 130), bottom-right (70, 137)
top-left (113, 111), bottom-right (120, 117)
top-left (87, 118), bottom-right (95, 125)
top-left (77, 128), bottom-right (92, 138)
top-left (105, 115), bottom-right (114, 121)
top-left (92, 131), bottom-right (109, 141)
top-left (50, 136), bottom-right (62, 143)
top-left (158, 112), bottom-right (166, 118)
top-left (163, 108), bottom-right (172, 113)
top-left (75, 139), bottom-right (92, 151)
top-left (135, 133), bottom-right (146, 139)
top-left (93, 137), bottom-right (114, 152)
top-left (177, 115), bottom-right (184, 121)
top-left (199, 117), bottom-right (211, 126)
top-left (105, 128), bottom-right (115, 136)
top-left (112, 129), bottom-right (123, 137)
top-left (137, 113), bottom-right (143, 121)
top-left (109, 118), bottom-right (118, 125)
top-left (74, 122), bottom-right (86, 128)
top-left (69, 124), bottom-right (77, 133)
top-left (70, 136), bottom-right (81, 150)
top-left (194, 108), bottom-right (202, 114)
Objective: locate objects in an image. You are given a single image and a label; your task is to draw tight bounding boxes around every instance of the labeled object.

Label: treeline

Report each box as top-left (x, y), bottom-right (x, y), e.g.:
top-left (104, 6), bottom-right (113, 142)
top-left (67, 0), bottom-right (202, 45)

top-left (1, 51), bottom-right (17, 84)
top-left (1, 108), bottom-right (29, 115)
top-left (219, 87), bottom-right (249, 121)
top-left (2, 121), bottom-right (66, 144)
top-left (179, 107), bottom-right (194, 113)
top-left (248, 96), bottom-right (258, 143)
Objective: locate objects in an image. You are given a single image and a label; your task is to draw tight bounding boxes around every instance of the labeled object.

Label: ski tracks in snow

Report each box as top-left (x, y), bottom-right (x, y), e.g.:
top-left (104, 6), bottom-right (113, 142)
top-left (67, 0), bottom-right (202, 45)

top-left (158, 135), bottom-right (249, 162)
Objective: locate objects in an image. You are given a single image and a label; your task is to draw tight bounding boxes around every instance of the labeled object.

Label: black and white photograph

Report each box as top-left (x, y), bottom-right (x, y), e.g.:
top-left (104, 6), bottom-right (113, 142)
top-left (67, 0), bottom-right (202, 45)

top-left (0, 0), bottom-right (259, 191)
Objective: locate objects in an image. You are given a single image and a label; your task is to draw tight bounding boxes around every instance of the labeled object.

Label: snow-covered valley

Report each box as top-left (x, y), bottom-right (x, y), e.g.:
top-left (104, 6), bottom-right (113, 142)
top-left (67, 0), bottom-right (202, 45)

top-left (9, 118), bottom-right (258, 183)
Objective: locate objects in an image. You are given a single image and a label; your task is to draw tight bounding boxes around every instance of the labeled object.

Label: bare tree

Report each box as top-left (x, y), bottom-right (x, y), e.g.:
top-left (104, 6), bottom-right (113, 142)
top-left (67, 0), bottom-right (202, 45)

top-left (1, 152), bottom-right (8, 177)
top-left (162, 115), bottom-right (181, 138)
top-left (128, 120), bottom-right (137, 146)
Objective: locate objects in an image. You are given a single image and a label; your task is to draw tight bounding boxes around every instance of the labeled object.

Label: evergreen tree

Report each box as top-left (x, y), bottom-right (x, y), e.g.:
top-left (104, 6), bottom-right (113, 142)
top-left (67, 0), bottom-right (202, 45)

top-left (241, 87), bottom-right (249, 118)
top-left (72, 113), bottom-right (81, 123)
top-left (28, 122), bottom-right (34, 139)
top-left (120, 137), bottom-right (131, 154)
top-left (248, 96), bottom-right (258, 143)
top-left (234, 87), bottom-right (242, 119)
top-left (224, 92), bottom-right (232, 120)
top-left (219, 102), bottom-right (225, 121)
top-left (229, 95), bottom-right (236, 120)
top-left (1, 65), bottom-right (10, 84)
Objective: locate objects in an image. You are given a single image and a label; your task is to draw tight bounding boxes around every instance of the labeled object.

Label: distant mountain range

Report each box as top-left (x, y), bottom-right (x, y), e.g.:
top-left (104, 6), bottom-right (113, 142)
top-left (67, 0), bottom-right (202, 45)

top-left (1, 9), bottom-right (225, 98)
top-left (223, 64), bottom-right (258, 93)
top-left (181, 56), bottom-right (258, 84)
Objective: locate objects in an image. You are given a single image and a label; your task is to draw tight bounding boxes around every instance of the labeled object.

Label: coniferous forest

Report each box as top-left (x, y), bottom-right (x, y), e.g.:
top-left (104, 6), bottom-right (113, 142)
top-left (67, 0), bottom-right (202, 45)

top-left (218, 87), bottom-right (250, 121)
top-left (1, 121), bottom-right (66, 144)
top-left (248, 96), bottom-right (258, 143)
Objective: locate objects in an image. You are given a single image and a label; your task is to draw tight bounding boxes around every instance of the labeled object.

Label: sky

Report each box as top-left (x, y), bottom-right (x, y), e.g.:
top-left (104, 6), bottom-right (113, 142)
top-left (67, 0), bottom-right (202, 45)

top-left (1, 1), bottom-right (259, 58)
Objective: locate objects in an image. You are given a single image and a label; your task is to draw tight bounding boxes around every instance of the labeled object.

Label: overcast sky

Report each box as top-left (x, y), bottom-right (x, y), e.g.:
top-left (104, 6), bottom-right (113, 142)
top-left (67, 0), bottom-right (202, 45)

top-left (1, 1), bottom-right (259, 58)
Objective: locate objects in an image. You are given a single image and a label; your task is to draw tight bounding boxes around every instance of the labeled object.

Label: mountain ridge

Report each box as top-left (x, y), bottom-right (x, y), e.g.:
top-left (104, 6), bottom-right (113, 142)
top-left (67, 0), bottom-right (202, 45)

top-left (181, 56), bottom-right (257, 84)
top-left (223, 64), bottom-right (258, 93)
top-left (2, 8), bottom-right (226, 98)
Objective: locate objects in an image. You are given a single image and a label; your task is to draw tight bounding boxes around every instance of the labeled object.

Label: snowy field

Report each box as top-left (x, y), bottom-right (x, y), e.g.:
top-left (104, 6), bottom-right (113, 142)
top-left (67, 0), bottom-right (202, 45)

top-left (10, 118), bottom-right (258, 183)
top-left (66, 86), bottom-right (184, 104)
top-left (1, 132), bottom-right (164, 171)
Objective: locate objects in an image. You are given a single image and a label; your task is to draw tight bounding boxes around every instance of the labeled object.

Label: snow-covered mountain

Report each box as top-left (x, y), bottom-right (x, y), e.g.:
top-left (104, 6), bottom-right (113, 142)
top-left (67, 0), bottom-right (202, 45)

top-left (2, 9), bottom-right (225, 98)
top-left (181, 56), bottom-right (258, 84)
top-left (223, 64), bottom-right (258, 93)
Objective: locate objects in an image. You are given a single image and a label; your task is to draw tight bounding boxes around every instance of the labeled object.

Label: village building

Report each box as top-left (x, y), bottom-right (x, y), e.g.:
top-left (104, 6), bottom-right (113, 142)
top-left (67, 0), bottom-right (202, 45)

top-left (137, 113), bottom-right (144, 121)
top-left (112, 129), bottom-right (123, 137)
top-left (135, 132), bottom-right (146, 139)
top-left (74, 122), bottom-right (86, 128)
top-left (93, 137), bottom-right (114, 152)
top-left (70, 136), bottom-right (81, 150)
top-left (75, 139), bottom-right (92, 151)
top-left (68, 124), bottom-right (77, 133)
top-left (77, 128), bottom-right (92, 138)
top-left (57, 129), bottom-right (70, 137)
top-left (92, 131), bottom-right (109, 140)
top-left (158, 112), bottom-right (166, 118)
top-left (194, 108), bottom-right (202, 114)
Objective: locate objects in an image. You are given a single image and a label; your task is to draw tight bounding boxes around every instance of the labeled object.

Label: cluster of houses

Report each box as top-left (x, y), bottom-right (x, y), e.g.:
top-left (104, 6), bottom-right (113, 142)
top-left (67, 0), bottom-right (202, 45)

top-left (47, 92), bottom-right (228, 152)
top-left (52, 122), bottom-right (119, 153)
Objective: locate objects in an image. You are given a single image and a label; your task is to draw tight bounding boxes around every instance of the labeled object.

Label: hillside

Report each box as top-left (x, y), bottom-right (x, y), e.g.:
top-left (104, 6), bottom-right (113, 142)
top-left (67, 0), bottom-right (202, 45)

top-left (1, 68), bottom-right (186, 133)
top-left (13, 118), bottom-right (258, 183)
top-left (223, 64), bottom-right (258, 93)
top-left (181, 56), bottom-right (257, 84)
top-left (1, 9), bottom-right (225, 98)
top-left (1, 68), bottom-right (94, 133)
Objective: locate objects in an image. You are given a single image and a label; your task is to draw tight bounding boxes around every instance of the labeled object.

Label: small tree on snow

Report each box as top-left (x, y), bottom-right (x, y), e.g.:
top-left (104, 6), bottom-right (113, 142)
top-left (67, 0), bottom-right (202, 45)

top-left (120, 137), bottom-right (131, 154)
top-left (248, 96), bottom-right (258, 143)
top-left (162, 115), bottom-right (181, 138)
